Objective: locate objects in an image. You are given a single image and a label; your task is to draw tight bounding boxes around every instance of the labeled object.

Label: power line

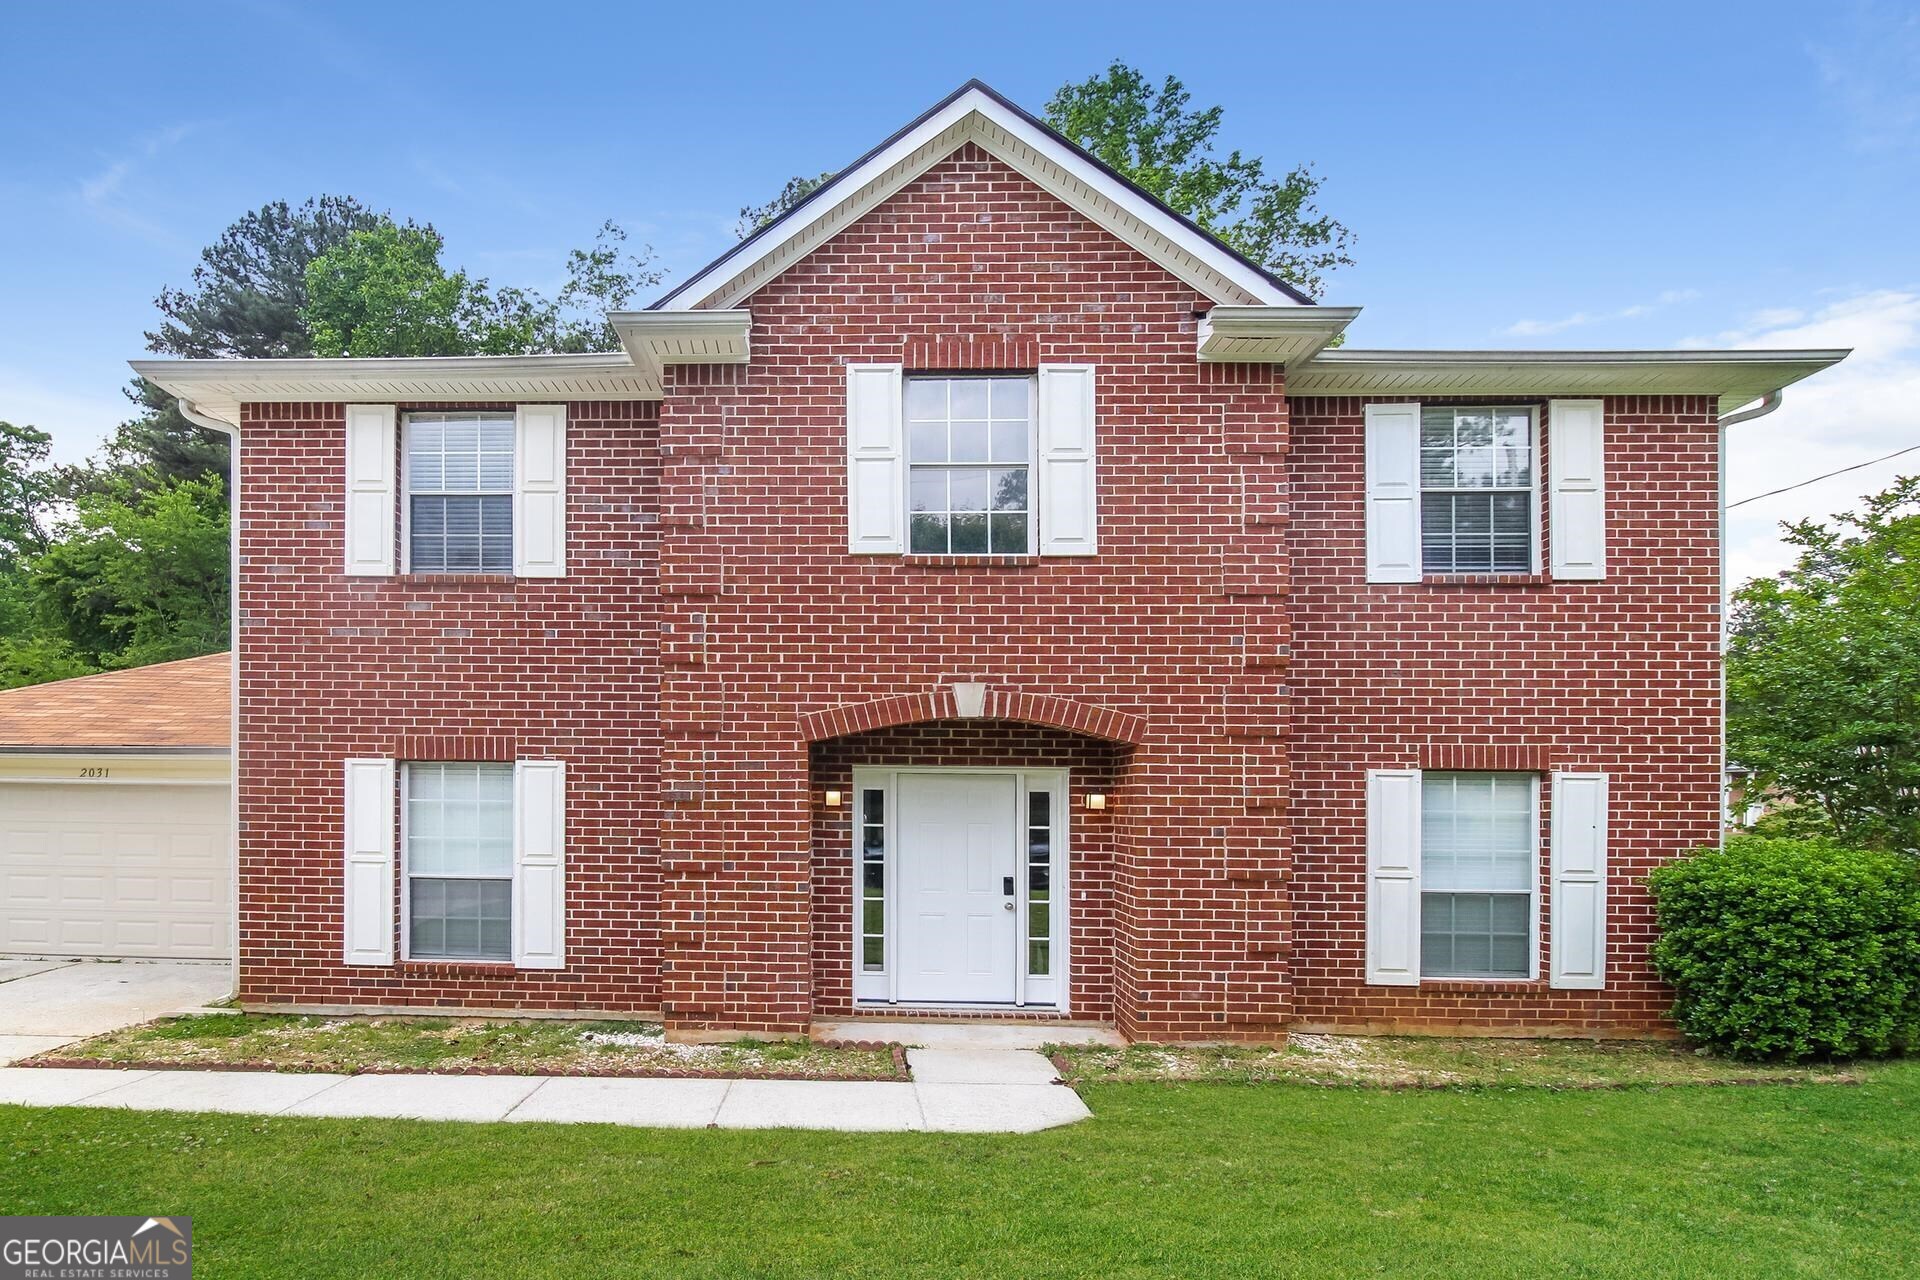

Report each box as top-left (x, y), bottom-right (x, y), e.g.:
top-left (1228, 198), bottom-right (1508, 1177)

top-left (1727, 442), bottom-right (1920, 509)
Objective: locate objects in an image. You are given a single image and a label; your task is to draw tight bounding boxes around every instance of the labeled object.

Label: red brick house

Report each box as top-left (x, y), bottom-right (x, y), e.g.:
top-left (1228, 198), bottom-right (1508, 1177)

top-left (136, 82), bottom-right (1844, 1042)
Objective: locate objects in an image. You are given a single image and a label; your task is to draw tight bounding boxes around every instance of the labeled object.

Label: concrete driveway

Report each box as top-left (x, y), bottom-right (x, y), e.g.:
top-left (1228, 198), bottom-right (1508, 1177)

top-left (0, 959), bottom-right (231, 1064)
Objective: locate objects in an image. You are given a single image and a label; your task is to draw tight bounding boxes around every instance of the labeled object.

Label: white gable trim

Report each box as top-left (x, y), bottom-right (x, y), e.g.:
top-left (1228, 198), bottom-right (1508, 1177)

top-left (653, 82), bottom-right (1307, 313)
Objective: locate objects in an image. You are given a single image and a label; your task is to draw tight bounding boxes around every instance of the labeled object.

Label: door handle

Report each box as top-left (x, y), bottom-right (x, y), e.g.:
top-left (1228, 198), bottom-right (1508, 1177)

top-left (1002, 876), bottom-right (1015, 896)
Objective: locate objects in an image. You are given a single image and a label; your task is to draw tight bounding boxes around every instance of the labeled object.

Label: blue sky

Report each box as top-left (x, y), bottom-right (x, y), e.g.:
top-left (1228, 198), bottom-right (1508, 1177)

top-left (2, 0), bottom-right (1916, 582)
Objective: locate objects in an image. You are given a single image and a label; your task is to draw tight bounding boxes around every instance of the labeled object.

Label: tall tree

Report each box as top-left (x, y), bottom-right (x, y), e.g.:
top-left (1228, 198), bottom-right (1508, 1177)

top-left (105, 196), bottom-right (403, 493)
top-left (735, 172), bottom-right (834, 238)
top-left (1728, 476), bottom-right (1920, 851)
top-left (1045, 63), bottom-right (1354, 298)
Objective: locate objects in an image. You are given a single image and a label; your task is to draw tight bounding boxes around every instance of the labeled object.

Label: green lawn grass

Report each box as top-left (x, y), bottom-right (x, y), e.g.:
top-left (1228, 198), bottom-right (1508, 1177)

top-left (4, 1065), bottom-right (1916, 1278)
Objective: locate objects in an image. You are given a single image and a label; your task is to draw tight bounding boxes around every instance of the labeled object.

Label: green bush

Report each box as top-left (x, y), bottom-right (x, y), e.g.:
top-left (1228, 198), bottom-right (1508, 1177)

top-left (1648, 835), bottom-right (1920, 1061)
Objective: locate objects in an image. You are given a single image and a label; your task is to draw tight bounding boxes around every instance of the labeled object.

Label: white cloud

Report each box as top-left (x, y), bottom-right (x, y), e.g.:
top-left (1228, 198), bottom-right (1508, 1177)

top-left (1503, 288), bottom-right (1699, 338)
top-left (74, 123), bottom-right (198, 247)
top-left (1721, 289), bottom-right (1920, 588)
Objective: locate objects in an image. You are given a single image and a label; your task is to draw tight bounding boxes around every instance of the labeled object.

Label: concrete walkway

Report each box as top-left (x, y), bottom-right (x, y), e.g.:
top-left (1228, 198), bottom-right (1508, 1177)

top-left (0, 959), bottom-right (231, 1065)
top-left (0, 1048), bottom-right (1090, 1133)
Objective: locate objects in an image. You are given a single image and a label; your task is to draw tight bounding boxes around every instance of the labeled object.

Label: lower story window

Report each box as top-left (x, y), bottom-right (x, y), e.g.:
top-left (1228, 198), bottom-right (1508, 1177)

top-left (1419, 772), bottom-right (1535, 978)
top-left (1027, 791), bottom-right (1052, 975)
top-left (859, 788), bottom-right (885, 972)
top-left (405, 761), bottom-right (513, 960)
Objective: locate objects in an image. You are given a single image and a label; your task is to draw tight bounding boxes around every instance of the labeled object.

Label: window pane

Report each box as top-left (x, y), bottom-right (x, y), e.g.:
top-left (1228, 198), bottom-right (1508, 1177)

top-left (949, 513), bottom-right (988, 554)
top-left (991, 468), bottom-right (1027, 512)
top-left (862, 936), bottom-right (884, 969)
top-left (407, 763), bottom-right (514, 876)
top-left (910, 514), bottom-right (948, 554)
top-left (909, 469), bottom-right (946, 513)
top-left (1422, 772), bottom-right (1533, 893)
top-left (410, 876), bottom-right (511, 960)
top-left (1421, 892), bottom-right (1529, 979)
top-left (1029, 864), bottom-right (1050, 893)
top-left (949, 421), bottom-right (989, 463)
top-left (863, 861), bottom-right (884, 892)
top-left (989, 513), bottom-right (1027, 554)
top-left (906, 380), bottom-right (946, 421)
top-left (909, 421), bottom-right (947, 463)
top-left (861, 788), bottom-right (884, 827)
top-left (948, 380), bottom-right (989, 419)
top-left (948, 469), bottom-right (989, 512)
top-left (1028, 940), bottom-right (1050, 976)
top-left (991, 422), bottom-right (1028, 463)
top-left (862, 899), bottom-right (884, 935)
top-left (1029, 792), bottom-right (1051, 828)
top-left (990, 379), bottom-right (1029, 420)
top-left (1028, 902), bottom-right (1049, 938)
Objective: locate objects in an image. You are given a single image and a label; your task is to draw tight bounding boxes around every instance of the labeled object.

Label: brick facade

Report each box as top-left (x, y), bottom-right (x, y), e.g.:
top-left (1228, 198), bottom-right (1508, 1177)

top-left (232, 143), bottom-right (1720, 1040)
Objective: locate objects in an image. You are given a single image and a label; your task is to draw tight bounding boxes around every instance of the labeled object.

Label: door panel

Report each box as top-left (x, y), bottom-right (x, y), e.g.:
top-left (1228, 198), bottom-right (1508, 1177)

top-left (896, 773), bottom-right (1019, 1004)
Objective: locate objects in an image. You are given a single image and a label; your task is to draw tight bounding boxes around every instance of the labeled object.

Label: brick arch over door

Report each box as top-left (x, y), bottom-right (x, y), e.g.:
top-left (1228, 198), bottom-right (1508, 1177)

top-left (797, 688), bottom-right (1148, 747)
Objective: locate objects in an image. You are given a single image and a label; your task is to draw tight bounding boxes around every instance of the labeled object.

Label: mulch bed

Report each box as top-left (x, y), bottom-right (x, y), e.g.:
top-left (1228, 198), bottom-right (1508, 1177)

top-left (18, 1042), bottom-right (912, 1083)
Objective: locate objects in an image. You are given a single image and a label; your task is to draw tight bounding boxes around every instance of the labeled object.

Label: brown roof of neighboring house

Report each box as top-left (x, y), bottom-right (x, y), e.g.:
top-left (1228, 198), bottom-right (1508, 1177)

top-left (0, 653), bottom-right (230, 750)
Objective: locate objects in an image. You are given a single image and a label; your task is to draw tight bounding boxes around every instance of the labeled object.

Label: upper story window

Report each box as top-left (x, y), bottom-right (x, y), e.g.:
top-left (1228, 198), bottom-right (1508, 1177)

top-left (404, 412), bottom-right (515, 573)
top-left (1418, 406), bottom-right (1536, 574)
top-left (906, 377), bottom-right (1032, 555)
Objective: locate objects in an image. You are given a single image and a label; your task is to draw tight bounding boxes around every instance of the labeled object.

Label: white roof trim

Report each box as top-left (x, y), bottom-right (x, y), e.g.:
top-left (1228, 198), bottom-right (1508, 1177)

top-left (1198, 306), bottom-right (1361, 365)
top-left (609, 310), bottom-right (751, 381)
top-left (130, 353), bottom-right (662, 428)
top-left (1288, 348), bottom-right (1850, 415)
top-left (654, 82), bottom-right (1310, 312)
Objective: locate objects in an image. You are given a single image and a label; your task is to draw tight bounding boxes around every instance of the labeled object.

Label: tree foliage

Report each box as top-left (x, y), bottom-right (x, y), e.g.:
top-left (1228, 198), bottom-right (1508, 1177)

top-left (1728, 476), bottom-right (1920, 852)
top-left (1044, 63), bottom-right (1354, 298)
top-left (735, 172), bottom-right (834, 238)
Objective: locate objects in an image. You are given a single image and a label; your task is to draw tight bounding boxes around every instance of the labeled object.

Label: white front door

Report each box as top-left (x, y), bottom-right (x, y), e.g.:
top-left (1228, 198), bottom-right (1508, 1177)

top-left (895, 772), bottom-right (1019, 1004)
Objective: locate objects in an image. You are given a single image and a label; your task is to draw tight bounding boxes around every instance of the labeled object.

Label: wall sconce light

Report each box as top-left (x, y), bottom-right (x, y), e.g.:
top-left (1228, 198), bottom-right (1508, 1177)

top-left (1085, 793), bottom-right (1107, 811)
top-left (823, 790), bottom-right (843, 808)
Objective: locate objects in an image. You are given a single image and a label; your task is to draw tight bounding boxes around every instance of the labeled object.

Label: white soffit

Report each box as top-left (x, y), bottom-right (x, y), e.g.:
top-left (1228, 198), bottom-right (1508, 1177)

top-left (651, 81), bottom-right (1313, 313)
top-left (608, 310), bottom-right (751, 380)
top-left (1289, 349), bottom-right (1850, 414)
top-left (1198, 306), bottom-right (1362, 365)
top-left (129, 353), bottom-right (662, 427)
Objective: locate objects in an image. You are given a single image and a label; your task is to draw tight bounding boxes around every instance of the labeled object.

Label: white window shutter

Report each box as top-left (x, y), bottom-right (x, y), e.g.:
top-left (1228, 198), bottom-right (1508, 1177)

top-left (342, 758), bottom-right (395, 965)
top-left (1366, 768), bottom-right (1422, 985)
top-left (1038, 364), bottom-right (1097, 556)
top-left (344, 405), bottom-right (397, 576)
top-left (1549, 399), bottom-right (1606, 580)
top-left (512, 760), bottom-right (566, 969)
top-left (514, 404), bottom-right (567, 577)
top-left (1364, 402), bottom-right (1421, 583)
top-left (846, 364), bottom-right (905, 554)
top-left (1550, 772), bottom-right (1609, 989)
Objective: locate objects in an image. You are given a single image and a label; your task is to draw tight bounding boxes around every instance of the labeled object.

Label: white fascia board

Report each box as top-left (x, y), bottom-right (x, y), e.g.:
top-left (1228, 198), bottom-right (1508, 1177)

top-left (1290, 348), bottom-right (1850, 413)
top-left (129, 351), bottom-right (661, 427)
top-left (656, 85), bottom-right (1305, 312)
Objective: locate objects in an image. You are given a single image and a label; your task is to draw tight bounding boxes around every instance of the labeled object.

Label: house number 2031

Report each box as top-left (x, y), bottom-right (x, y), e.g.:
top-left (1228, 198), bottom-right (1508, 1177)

top-left (78, 767), bottom-right (110, 779)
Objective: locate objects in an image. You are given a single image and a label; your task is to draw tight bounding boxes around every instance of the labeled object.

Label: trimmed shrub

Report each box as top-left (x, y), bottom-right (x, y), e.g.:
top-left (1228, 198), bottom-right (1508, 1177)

top-left (1648, 835), bottom-right (1920, 1061)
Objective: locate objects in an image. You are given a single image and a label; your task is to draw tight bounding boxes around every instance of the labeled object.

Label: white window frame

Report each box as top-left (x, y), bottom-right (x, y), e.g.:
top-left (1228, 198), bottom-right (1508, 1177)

top-left (400, 410), bottom-right (517, 575)
top-left (1417, 405), bottom-right (1543, 577)
top-left (849, 766), bottom-right (1070, 1010)
top-left (398, 761), bottom-right (516, 964)
top-left (902, 375), bottom-right (1038, 557)
top-left (1418, 770), bottom-right (1542, 982)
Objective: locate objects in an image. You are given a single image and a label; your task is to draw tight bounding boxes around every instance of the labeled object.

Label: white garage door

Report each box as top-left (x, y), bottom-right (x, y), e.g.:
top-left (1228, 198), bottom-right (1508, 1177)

top-left (0, 781), bottom-right (230, 959)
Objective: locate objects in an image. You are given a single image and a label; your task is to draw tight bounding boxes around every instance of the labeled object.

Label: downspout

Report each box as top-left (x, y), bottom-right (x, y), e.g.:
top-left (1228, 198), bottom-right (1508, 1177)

top-left (1713, 390), bottom-right (1783, 846)
top-left (179, 399), bottom-right (242, 1004)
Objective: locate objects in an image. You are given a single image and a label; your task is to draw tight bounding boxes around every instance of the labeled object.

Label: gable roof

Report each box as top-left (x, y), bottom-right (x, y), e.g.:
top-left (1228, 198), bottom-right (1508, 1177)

top-left (0, 653), bottom-right (230, 751)
top-left (650, 79), bottom-right (1316, 313)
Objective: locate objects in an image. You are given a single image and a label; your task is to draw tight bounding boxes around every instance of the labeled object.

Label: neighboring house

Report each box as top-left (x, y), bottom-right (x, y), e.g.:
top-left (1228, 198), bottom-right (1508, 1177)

top-left (0, 654), bottom-right (232, 961)
top-left (135, 82), bottom-right (1844, 1040)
